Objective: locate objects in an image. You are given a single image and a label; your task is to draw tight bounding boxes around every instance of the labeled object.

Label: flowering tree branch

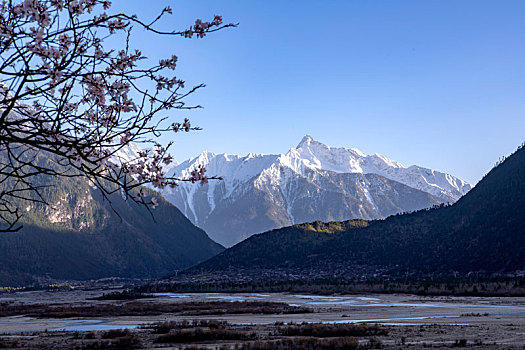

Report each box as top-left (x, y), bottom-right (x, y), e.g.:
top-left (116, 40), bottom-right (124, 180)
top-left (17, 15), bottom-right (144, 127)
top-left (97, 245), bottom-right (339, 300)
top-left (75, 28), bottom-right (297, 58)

top-left (0, 0), bottom-right (234, 232)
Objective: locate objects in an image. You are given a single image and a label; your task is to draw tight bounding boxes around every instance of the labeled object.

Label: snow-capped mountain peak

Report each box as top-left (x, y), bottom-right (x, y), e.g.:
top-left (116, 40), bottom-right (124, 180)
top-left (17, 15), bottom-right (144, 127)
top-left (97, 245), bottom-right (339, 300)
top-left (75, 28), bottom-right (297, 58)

top-left (293, 135), bottom-right (403, 173)
top-left (296, 134), bottom-right (315, 148)
top-left (159, 135), bottom-right (473, 247)
top-left (285, 136), bottom-right (471, 201)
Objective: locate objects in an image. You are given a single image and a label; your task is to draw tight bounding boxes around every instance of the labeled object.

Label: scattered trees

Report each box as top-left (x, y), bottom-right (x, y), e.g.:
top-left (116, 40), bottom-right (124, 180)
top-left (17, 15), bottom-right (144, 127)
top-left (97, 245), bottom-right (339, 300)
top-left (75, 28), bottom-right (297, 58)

top-left (0, 0), bottom-right (234, 231)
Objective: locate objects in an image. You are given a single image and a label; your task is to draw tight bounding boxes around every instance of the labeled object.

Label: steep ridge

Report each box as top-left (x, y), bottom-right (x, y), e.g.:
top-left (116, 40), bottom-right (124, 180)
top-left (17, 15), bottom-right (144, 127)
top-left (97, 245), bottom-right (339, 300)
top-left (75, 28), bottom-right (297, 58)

top-left (190, 143), bottom-right (525, 278)
top-left (291, 135), bottom-right (471, 200)
top-left (162, 136), bottom-right (472, 247)
top-left (0, 151), bottom-right (223, 286)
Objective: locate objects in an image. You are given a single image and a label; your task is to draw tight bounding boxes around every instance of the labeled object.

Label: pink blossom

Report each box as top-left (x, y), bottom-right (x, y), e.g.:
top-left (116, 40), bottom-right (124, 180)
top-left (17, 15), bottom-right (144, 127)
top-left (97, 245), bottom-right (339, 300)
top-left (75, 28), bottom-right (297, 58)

top-left (151, 197), bottom-right (158, 209)
top-left (159, 55), bottom-right (177, 70)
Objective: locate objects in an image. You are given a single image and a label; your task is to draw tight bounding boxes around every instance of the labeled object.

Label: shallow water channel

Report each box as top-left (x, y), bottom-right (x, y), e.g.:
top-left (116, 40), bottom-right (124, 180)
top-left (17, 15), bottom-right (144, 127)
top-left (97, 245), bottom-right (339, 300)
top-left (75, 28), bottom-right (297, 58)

top-left (1, 292), bottom-right (524, 333)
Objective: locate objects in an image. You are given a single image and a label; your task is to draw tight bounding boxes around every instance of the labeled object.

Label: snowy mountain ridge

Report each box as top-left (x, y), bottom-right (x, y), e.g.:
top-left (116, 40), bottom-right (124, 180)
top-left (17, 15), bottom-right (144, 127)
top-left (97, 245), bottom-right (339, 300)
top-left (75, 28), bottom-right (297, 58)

top-left (161, 136), bottom-right (473, 247)
top-left (170, 135), bottom-right (471, 204)
top-left (287, 135), bottom-right (471, 200)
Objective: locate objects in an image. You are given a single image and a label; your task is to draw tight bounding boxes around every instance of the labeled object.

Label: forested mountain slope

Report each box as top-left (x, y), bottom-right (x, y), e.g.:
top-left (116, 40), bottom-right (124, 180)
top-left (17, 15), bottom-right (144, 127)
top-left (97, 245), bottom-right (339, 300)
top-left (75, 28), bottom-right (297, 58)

top-left (191, 144), bottom-right (525, 278)
top-left (0, 153), bottom-right (223, 286)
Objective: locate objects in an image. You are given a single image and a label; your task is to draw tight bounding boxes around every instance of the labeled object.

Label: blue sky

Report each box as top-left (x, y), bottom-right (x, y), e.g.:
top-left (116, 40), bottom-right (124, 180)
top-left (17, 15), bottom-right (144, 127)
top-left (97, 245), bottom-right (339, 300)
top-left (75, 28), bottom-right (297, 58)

top-left (114, 0), bottom-right (525, 184)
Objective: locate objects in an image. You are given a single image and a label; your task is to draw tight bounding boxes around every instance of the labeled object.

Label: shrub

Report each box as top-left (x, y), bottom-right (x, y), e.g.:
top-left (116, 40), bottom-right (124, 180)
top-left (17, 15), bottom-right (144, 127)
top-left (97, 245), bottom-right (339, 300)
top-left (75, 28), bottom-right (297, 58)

top-left (278, 323), bottom-right (387, 338)
top-left (155, 328), bottom-right (252, 343)
top-left (101, 329), bottom-right (130, 339)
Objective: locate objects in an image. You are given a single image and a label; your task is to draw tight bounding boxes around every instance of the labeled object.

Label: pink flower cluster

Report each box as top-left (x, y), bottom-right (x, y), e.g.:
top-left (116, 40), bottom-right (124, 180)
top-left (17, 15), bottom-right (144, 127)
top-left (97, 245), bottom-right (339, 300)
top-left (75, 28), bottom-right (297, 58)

top-left (183, 15), bottom-right (223, 38)
top-left (159, 55), bottom-right (178, 70)
top-left (12, 0), bottom-right (51, 27)
top-left (115, 144), bottom-right (177, 191)
top-left (172, 118), bottom-right (191, 132)
top-left (190, 165), bottom-right (208, 185)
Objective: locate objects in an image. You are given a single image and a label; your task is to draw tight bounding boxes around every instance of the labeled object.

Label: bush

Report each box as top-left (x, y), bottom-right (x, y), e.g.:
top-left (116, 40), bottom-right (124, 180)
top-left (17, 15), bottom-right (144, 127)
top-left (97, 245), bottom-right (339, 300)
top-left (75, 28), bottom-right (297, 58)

top-left (80, 335), bottom-right (141, 350)
top-left (278, 323), bottom-right (387, 338)
top-left (150, 320), bottom-right (228, 334)
top-left (239, 337), bottom-right (358, 350)
top-left (155, 327), bottom-right (253, 343)
top-left (101, 329), bottom-right (131, 339)
top-left (0, 338), bottom-right (18, 349)
top-left (454, 338), bottom-right (468, 347)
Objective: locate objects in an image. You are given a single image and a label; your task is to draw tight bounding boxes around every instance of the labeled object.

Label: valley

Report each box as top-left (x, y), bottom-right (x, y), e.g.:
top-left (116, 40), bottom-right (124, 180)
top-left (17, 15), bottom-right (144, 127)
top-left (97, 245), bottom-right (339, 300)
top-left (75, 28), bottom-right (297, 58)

top-left (0, 0), bottom-right (523, 348)
top-left (0, 140), bottom-right (522, 348)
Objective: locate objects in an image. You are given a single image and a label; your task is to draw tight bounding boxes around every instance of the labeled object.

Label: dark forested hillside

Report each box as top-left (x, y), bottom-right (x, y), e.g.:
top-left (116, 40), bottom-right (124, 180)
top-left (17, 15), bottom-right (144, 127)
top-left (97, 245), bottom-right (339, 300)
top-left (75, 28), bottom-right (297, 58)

top-left (190, 144), bottom-right (525, 279)
top-left (0, 152), bottom-right (224, 286)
